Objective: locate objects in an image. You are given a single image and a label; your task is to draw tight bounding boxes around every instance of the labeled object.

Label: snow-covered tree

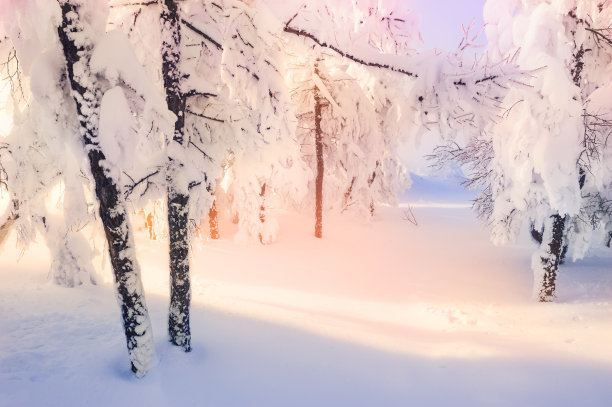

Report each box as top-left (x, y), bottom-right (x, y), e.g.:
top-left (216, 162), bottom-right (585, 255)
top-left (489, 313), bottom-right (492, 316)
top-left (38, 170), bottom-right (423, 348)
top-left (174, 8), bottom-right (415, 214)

top-left (281, 0), bottom-right (420, 237)
top-left (110, 0), bottom-right (310, 244)
top-left (0, 4), bottom-right (100, 287)
top-left (0, 0), bottom-right (158, 376)
top-left (213, 0), bottom-right (310, 244)
top-left (58, 0), bottom-right (156, 375)
top-left (283, 0), bottom-right (527, 239)
top-left (434, 0), bottom-right (612, 301)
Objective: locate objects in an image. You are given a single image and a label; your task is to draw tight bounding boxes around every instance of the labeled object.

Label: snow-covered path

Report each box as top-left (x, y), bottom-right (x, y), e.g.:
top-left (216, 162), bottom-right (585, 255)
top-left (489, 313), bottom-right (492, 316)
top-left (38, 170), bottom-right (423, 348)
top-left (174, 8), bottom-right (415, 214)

top-left (1, 205), bottom-right (612, 406)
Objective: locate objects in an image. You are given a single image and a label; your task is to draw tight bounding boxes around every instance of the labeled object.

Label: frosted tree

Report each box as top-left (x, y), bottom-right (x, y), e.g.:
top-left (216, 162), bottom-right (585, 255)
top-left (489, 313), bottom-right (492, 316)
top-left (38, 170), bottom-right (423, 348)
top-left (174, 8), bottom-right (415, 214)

top-left (1, 0), bottom-right (158, 375)
top-left (0, 15), bottom-right (99, 287)
top-left (283, 0), bottom-right (526, 238)
top-left (289, 55), bottom-right (408, 236)
top-left (214, 0), bottom-right (310, 244)
top-left (109, 0), bottom-right (309, 244)
top-left (282, 0), bottom-right (420, 237)
top-left (433, 0), bottom-right (612, 301)
top-left (58, 0), bottom-right (156, 375)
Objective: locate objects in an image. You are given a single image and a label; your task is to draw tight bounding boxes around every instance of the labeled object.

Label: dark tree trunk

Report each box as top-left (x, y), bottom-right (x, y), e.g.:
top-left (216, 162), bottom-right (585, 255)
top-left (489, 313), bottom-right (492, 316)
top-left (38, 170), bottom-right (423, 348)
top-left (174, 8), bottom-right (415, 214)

top-left (530, 223), bottom-right (543, 244)
top-left (606, 231), bottom-right (612, 248)
top-left (559, 242), bottom-right (568, 265)
top-left (161, 0), bottom-right (191, 351)
top-left (167, 191), bottom-right (191, 350)
top-left (531, 220), bottom-right (568, 264)
top-left (314, 63), bottom-right (324, 239)
top-left (58, 1), bottom-right (154, 376)
top-left (535, 214), bottom-right (566, 302)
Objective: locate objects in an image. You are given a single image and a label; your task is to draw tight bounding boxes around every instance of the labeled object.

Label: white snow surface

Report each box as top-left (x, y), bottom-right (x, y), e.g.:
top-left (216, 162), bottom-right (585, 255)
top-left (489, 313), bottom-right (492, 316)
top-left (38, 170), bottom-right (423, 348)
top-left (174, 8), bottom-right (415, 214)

top-left (98, 86), bottom-right (137, 172)
top-left (1, 196), bottom-right (612, 406)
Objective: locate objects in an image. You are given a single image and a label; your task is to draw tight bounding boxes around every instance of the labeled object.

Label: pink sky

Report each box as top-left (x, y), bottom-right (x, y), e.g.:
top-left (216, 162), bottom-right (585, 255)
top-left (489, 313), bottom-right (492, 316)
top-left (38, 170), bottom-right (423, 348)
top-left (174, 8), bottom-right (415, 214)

top-left (410, 0), bottom-right (487, 50)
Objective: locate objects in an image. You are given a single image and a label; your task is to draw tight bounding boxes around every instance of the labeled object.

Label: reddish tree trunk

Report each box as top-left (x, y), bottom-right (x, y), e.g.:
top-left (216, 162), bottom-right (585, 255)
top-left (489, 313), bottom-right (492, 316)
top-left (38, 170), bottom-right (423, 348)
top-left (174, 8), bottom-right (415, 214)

top-left (314, 63), bottom-right (324, 239)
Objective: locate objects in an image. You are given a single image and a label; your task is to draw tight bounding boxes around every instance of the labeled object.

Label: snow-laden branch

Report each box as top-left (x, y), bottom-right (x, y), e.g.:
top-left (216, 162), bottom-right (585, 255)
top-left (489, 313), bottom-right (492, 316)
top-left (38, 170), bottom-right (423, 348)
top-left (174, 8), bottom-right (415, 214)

top-left (283, 13), bottom-right (417, 78)
top-left (184, 90), bottom-right (217, 98)
top-left (110, 1), bottom-right (157, 7)
top-left (181, 18), bottom-right (222, 51)
top-left (186, 109), bottom-right (224, 123)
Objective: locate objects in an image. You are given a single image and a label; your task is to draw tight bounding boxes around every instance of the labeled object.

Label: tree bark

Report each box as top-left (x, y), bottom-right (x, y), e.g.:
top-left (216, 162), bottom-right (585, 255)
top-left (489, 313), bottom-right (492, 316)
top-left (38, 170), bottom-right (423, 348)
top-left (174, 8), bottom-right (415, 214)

top-left (533, 214), bottom-right (566, 302)
top-left (531, 219), bottom-right (568, 264)
top-left (314, 62), bottom-right (324, 239)
top-left (58, 1), bottom-right (154, 376)
top-left (161, 0), bottom-right (191, 351)
top-left (258, 183), bottom-right (267, 244)
top-left (209, 200), bottom-right (219, 239)
top-left (0, 200), bottom-right (18, 246)
top-left (530, 222), bottom-right (543, 244)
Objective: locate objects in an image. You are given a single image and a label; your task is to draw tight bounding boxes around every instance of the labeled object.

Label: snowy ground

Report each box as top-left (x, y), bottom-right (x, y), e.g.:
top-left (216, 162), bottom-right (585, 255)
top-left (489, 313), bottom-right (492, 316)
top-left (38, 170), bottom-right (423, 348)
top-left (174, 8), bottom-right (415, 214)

top-left (1, 185), bottom-right (612, 407)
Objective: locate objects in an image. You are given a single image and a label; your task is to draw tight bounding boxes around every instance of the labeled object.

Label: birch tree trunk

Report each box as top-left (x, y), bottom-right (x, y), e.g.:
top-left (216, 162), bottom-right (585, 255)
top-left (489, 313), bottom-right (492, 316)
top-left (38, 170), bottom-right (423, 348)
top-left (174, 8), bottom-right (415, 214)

top-left (58, 0), bottom-right (154, 376)
top-left (161, 0), bottom-right (191, 351)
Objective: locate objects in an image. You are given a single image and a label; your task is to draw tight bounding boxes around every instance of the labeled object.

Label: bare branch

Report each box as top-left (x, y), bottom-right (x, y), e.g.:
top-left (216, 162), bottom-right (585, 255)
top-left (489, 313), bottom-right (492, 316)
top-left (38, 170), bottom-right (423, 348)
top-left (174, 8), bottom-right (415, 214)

top-left (586, 27), bottom-right (612, 48)
top-left (186, 109), bottom-right (224, 123)
top-left (188, 140), bottom-right (213, 161)
top-left (401, 206), bottom-right (418, 226)
top-left (181, 18), bottom-right (222, 51)
top-left (124, 169), bottom-right (160, 198)
top-left (110, 1), bottom-right (157, 7)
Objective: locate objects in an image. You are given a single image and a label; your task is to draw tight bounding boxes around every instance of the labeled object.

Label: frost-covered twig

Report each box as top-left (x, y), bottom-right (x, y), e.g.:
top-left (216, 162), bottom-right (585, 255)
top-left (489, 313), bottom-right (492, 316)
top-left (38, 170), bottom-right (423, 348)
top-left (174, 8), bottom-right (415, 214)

top-left (401, 206), bottom-right (418, 226)
top-left (0, 47), bottom-right (26, 104)
top-left (181, 18), bottom-right (222, 51)
top-left (578, 111), bottom-right (612, 173)
top-left (110, 1), bottom-right (157, 7)
top-left (124, 169), bottom-right (160, 198)
top-left (188, 140), bottom-right (212, 161)
top-left (586, 27), bottom-right (612, 48)
top-left (186, 109), bottom-right (224, 123)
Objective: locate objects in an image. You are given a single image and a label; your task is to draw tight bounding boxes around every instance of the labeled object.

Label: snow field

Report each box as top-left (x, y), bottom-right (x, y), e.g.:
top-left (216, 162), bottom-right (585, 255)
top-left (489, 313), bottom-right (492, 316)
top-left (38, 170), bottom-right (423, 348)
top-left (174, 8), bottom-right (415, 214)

top-left (1, 203), bottom-right (612, 406)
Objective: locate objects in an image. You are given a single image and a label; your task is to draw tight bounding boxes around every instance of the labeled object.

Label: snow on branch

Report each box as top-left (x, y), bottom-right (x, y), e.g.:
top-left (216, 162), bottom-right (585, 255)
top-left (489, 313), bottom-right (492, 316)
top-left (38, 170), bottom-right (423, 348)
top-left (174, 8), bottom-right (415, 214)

top-left (427, 137), bottom-right (493, 191)
top-left (311, 70), bottom-right (344, 116)
top-left (578, 111), bottom-right (612, 172)
top-left (181, 18), bottom-right (222, 51)
top-left (1, 47), bottom-right (25, 103)
top-left (186, 108), bottom-right (224, 123)
top-left (110, 1), bottom-right (157, 7)
top-left (184, 90), bottom-right (217, 98)
top-left (283, 13), bottom-right (418, 78)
